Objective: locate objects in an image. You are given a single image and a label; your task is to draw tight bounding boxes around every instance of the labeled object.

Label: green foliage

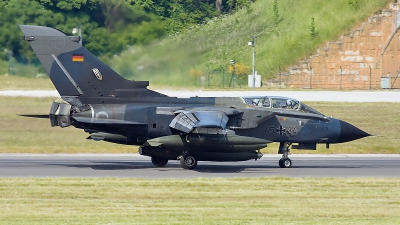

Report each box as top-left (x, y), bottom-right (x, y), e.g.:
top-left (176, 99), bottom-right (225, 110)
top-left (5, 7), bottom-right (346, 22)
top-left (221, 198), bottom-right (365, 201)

top-left (226, 0), bottom-right (252, 12)
top-left (273, 0), bottom-right (279, 25)
top-left (128, 0), bottom-right (222, 34)
top-left (0, 0), bottom-right (9, 11)
top-left (0, 0), bottom-right (248, 67)
top-left (0, 0), bottom-right (393, 87)
top-left (110, 0), bottom-right (391, 86)
top-left (0, 0), bottom-right (167, 58)
top-left (348, 0), bottom-right (360, 10)
top-left (309, 17), bottom-right (316, 38)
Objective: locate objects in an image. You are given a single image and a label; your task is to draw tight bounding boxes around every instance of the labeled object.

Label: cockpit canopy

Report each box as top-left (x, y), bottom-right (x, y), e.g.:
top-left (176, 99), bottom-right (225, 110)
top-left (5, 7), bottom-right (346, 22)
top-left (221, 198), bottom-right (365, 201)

top-left (242, 96), bottom-right (323, 115)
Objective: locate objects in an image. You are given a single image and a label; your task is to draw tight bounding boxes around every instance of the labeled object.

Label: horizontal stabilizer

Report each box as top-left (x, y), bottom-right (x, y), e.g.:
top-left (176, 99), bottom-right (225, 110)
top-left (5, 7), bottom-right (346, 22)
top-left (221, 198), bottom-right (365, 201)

top-left (72, 116), bottom-right (145, 125)
top-left (19, 114), bottom-right (49, 119)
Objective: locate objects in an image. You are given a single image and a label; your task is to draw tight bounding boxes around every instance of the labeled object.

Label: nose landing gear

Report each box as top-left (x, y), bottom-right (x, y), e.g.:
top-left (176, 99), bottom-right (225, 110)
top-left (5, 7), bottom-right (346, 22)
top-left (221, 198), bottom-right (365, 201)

top-left (278, 142), bottom-right (292, 168)
top-left (179, 153), bottom-right (198, 170)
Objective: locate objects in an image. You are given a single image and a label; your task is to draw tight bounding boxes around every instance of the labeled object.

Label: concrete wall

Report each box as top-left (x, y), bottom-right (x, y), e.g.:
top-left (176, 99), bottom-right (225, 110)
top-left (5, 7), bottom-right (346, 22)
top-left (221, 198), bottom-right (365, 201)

top-left (281, 3), bottom-right (400, 89)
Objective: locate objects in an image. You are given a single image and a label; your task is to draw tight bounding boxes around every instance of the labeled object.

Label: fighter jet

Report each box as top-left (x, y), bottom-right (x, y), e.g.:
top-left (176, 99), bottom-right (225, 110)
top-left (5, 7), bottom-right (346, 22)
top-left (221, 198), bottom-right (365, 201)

top-left (19, 25), bottom-right (370, 169)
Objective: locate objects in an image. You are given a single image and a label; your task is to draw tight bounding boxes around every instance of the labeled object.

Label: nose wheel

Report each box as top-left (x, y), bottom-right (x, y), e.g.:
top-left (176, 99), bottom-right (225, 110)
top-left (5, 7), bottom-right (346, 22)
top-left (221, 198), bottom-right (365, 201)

top-left (278, 142), bottom-right (292, 168)
top-left (179, 153), bottom-right (197, 170)
top-left (279, 157), bottom-right (292, 168)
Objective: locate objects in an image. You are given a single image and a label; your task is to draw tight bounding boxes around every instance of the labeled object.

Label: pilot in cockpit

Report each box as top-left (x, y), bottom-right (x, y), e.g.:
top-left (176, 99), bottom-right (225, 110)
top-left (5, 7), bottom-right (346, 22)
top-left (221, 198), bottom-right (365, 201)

top-left (286, 100), bottom-right (293, 109)
top-left (285, 99), bottom-right (300, 110)
top-left (252, 99), bottom-right (259, 107)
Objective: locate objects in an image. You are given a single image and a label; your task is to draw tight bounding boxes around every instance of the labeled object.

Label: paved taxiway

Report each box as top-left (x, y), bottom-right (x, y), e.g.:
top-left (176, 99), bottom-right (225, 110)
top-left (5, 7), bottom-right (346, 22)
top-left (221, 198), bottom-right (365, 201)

top-left (1, 154), bottom-right (399, 178)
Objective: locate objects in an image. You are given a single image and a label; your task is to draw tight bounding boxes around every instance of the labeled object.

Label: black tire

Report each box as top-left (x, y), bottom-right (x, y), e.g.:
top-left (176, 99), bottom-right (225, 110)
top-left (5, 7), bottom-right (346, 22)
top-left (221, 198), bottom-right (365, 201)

top-left (151, 157), bottom-right (168, 167)
top-left (280, 158), bottom-right (292, 168)
top-left (179, 156), bottom-right (187, 169)
top-left (278, 158), bottom-right (284, 168)
top-left (180, 154), bottom-right (197, 170)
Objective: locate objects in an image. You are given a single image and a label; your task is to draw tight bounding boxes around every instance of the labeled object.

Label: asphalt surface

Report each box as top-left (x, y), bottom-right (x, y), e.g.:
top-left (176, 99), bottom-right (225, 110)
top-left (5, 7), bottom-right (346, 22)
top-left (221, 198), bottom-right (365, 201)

top-left (0, 154), bottom-right (399, 178)
top-left (1, 90), bottom-right (400, 102)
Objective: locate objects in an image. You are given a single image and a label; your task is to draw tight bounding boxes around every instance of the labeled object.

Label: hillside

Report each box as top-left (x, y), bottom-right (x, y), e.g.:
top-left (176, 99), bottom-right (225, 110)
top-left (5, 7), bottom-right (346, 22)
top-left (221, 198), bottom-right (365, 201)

top-left (109, 0), bottom-right (393, 87)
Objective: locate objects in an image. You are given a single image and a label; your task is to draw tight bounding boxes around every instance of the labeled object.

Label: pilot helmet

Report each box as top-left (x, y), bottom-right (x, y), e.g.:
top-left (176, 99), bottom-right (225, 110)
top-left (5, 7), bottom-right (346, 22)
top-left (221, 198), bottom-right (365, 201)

top-left (252, 99), bottom-right (259, 105)
top-left (286, 99), bottom-right (292, 106)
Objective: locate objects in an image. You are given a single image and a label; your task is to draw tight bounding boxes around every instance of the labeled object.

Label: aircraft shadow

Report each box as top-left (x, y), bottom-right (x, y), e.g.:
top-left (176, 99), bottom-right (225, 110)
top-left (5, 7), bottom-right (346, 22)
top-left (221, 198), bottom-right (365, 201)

top-left (43, 160), bottom-right (385, 173)
top-left (45, 161), bottom-right (277, 173)
top-left (45, 161), bottom-right (152, 170)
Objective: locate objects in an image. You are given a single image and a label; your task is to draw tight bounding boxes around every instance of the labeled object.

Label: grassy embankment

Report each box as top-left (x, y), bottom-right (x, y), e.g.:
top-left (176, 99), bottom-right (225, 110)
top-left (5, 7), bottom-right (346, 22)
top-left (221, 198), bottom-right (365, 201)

top-left (0, 178), bottom-right (399, 224)
top-left (109, 0), bottom-right (392, 87)
top-left (0, 0), bottom-right (392, 88)
top-left (0, 96), bottom-right (399, 154)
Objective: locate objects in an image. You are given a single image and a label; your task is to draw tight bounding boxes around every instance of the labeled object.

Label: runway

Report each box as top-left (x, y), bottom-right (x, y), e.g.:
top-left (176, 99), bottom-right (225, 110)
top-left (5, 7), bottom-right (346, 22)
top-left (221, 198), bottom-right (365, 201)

top-left (1, 154), bottom-right (399, 178)
top-left (1, 90), bottom-right (400, 102)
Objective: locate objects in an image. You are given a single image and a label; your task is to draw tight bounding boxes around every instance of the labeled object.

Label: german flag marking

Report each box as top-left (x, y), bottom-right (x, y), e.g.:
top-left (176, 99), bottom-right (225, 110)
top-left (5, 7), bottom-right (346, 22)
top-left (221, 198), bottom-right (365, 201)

top-left (72, 54), bottom-right (84, 62)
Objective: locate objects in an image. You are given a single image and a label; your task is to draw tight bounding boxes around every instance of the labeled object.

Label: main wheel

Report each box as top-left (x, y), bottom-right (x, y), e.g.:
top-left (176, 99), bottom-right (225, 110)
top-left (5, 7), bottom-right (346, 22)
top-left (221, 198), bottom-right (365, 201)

top-left (279, 158), bottom-right (292, 168)
top-left (180, 154), bottom-right (197, 170)
top-left (151, 157), bottom-right (168, 167)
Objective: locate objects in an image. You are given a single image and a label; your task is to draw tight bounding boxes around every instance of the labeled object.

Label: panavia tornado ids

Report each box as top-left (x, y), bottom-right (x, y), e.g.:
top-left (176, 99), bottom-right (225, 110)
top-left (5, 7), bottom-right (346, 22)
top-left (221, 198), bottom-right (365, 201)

top-left (19, 25), bottom-right (370, 169)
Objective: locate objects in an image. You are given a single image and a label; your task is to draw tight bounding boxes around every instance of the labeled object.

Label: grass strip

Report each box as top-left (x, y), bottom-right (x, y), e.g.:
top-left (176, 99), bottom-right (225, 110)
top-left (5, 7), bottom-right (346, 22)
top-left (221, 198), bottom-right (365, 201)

top-left (0, 76), bottom-right (54, 90)
top-left (0, 177), bottom-right (399, 224)
top-left (0, 97), bottom-right (399, 154)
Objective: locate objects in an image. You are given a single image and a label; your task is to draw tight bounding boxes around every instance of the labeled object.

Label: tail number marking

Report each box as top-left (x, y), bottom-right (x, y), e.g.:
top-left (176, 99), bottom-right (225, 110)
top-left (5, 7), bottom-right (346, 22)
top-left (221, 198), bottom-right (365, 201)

top-left (265, 126), bottom-right (298, 135)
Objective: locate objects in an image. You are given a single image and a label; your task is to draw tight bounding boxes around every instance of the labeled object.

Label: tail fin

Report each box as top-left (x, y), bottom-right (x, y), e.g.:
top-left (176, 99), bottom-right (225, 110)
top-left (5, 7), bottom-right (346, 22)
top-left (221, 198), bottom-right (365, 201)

top-left (19, 25), bottom-right (165, 102)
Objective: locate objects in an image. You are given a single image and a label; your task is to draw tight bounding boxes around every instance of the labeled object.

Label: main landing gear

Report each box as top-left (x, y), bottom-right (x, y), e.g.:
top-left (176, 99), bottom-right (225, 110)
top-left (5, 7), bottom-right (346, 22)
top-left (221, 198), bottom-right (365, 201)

top-left (151, 157), bottom-right (168, 167)
top-left (179, 153), bottom-right (198, 170)
top-left (278, 142), bottom-right (292, 168)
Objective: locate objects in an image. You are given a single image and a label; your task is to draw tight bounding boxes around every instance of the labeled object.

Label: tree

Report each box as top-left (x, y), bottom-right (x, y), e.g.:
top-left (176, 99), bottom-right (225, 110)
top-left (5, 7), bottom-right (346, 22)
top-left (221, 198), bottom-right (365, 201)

top-left (0, 0), bottom-right (256, 61)
top-left (0, 1), bottom-right (9, 11)
top-left (216, 0), bottom-right (222, 12)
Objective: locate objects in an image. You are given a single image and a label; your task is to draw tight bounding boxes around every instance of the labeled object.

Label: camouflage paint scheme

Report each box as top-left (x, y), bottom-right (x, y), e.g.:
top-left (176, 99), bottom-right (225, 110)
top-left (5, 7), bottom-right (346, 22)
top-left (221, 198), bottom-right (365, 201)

top-left (20, 25), bottom-right (369, 169)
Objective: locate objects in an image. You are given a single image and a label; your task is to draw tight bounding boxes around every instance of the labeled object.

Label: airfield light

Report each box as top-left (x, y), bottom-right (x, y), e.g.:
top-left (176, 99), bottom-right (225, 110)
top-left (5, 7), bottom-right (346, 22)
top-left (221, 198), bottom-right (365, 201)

top-left (249, 36), bottom-right (257, 88)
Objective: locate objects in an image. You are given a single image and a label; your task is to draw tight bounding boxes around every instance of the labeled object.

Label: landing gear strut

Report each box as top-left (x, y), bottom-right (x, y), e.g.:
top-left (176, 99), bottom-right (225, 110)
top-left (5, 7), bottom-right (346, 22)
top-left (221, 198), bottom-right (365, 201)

top-left (278, 142), bottom-right (292, 168)
top-left (179, 153), bottom-right (197, 170)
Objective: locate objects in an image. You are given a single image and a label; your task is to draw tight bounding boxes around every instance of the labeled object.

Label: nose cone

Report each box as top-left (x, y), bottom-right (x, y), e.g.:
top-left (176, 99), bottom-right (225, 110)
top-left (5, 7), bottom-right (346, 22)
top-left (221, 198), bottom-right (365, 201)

top-left (338, 120), bottom-right (370, 143)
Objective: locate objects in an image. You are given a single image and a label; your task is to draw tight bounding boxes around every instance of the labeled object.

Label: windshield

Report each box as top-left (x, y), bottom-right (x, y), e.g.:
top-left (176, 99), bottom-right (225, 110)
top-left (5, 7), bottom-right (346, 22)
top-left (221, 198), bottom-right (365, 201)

top-left (242, 96), bottom-right (323, 115)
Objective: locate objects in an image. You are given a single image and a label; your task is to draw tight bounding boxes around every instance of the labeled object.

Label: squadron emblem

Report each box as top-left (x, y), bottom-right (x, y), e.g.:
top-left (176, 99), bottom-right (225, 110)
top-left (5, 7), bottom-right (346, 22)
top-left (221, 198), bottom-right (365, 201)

top-left (92, 68), bottom-right (102, 80)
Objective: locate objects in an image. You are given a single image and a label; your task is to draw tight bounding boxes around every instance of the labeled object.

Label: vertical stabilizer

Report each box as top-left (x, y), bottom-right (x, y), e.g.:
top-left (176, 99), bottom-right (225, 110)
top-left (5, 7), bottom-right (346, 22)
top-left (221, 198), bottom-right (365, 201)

top-left (20, 25), bottom-right (165, 102)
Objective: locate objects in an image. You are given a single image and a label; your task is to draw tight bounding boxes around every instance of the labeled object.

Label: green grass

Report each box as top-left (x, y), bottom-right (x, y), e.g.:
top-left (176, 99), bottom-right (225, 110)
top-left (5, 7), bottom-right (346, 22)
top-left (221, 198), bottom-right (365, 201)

top-left (0, 58), bottom-right (43, 78)
top-left (0, 178), bottom-right (399, 224)
top-left (108, 0), bottom-right (392, 87)
top-left (0, 59), bottom-right (7, 75)
top-left (0, 97), bottom-right (135, 153)
top-left (0, 75), bottom-right (53, 90)
top-left (0, 96), bottom-right (399, 154)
